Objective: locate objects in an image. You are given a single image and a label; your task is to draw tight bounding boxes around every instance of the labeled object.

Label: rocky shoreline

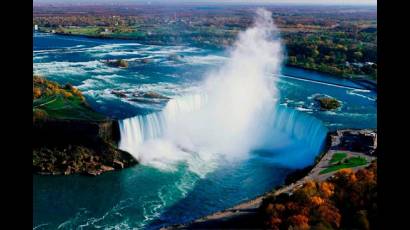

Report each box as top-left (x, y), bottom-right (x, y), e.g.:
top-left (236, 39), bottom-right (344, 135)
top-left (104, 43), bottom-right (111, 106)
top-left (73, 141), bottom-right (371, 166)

top-left (33, 118), bottom-right (138, 176)
top-left (33, 76), bottom-right (138, 176)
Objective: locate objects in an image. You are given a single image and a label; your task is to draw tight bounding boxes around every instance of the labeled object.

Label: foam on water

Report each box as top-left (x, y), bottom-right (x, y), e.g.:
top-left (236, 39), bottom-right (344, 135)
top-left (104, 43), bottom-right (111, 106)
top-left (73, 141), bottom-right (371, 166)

top-left (33, 60), bottom-right (118, 77)
top-left (183, 55), bottom-right (228, 65)
top-left (347, 89), bottom-right (377, 101)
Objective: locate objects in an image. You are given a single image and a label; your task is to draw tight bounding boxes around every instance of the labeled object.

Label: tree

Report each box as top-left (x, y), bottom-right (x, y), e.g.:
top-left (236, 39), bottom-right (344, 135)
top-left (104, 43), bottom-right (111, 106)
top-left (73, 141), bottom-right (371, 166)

top-left (33, 87), bottom-right (42, 99)
top-left (319, 181), bottom-right (334, 198)
top-left (288, 214), bottom-right (310, 230)
top-left (353, 51), bottom-right (363, 61)
top-left (260, 161), bottom-right (377, 229)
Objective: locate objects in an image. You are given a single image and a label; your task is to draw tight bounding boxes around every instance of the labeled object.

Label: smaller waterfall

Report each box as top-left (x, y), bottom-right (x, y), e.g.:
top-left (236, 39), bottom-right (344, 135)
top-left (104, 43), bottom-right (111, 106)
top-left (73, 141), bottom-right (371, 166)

top-left (118, 112), bottom-right (167, 158)
top-left (257, 106), bottom-right (328, 168)
top-left (118, 94), bottom-right (207, 160)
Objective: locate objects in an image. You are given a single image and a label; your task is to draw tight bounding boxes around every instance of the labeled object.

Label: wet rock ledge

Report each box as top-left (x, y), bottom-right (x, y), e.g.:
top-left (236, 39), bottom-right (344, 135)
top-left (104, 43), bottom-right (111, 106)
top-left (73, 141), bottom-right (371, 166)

top-left (33, 119), bottom-right (138, 176)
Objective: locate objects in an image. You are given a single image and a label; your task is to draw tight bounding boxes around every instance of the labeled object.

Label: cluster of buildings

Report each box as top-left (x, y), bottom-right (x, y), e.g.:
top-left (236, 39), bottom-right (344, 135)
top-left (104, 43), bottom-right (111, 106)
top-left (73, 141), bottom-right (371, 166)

top-left (331, 129), bottom-right (377, 155)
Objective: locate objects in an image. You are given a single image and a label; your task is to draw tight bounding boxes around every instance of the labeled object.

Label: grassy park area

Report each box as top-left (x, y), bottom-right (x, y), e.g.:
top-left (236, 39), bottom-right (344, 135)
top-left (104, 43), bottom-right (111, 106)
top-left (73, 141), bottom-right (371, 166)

top-left (329, 152), bottom-right (348, 163)
top-left (320, 155), bottom-right (368, 174)
top-left (33, 75), bottom-right (106, 121)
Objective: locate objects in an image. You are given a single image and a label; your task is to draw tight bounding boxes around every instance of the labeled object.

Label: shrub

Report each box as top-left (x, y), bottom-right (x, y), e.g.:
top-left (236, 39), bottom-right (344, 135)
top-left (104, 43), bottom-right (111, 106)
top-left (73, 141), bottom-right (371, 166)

top-left (33, 75), bottom-right (45, 84)
top-left (63, 91), bottom-right (73, 98)
top-left (288, 214), bottom-right (310, 230)
top-left (33, 87), bottom-right (42, 99)
top-left (44, 88), bottom-right (53, 96)
top-left (64, 83), bottom-right (74, 90)
top-left (33, 109), bottom-right (48, 122)
top-left (71, 87), bottom-right (82, 97)
top-left (319, 181), bottom-right (335, 198)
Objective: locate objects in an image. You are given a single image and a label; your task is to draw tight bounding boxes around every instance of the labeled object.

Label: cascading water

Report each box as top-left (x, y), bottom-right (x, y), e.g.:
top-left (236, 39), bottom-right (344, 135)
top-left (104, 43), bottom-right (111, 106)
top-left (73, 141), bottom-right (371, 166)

top-left (118, 8), bottom-right (328, 175)
top-left (119, 96), bottom-right (327, 170)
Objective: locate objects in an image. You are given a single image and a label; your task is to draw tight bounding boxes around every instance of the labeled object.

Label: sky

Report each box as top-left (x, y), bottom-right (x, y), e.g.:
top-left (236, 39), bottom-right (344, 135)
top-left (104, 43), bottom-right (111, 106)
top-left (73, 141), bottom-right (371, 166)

top-left (33, 0), bottom-right (377, 6)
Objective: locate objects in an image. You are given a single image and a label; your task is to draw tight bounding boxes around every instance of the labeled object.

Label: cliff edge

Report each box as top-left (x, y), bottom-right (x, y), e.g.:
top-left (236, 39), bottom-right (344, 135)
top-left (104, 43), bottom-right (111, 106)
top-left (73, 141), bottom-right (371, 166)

top-left (33, 76), bottom-right (137, 176)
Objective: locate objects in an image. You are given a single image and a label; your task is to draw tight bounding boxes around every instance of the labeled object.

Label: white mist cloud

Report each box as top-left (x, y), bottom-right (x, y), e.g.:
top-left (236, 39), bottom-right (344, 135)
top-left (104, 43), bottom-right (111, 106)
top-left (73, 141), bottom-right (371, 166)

top-left (177, 8), bottom-right (282, 155)
top-left (119, 8), bottom-right (283, 176)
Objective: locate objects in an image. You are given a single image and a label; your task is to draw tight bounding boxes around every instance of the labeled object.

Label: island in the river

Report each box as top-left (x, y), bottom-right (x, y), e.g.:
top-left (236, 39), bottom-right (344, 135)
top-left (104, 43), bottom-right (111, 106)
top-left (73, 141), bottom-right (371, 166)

top-left (315, 96), bottom-right (342, 110)
top-left (102, 59), bottom-right (129, 68)
top-left (33, 75), bottom-right (138, 176)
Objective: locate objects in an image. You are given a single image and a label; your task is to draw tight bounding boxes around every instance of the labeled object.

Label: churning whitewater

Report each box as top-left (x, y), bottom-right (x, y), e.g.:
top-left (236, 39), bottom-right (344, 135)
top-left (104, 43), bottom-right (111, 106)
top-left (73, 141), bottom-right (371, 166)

top-left (118, 9), bottom-right (326, 176)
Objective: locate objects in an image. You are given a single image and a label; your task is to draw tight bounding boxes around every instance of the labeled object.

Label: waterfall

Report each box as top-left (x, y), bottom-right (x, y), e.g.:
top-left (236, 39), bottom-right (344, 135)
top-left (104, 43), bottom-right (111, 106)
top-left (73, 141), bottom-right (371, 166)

top-left (119, 94), bottom-right (328, 170)
top-left (118, 112), bottom-right (167, 158)
top-left (257, 106), bottom-right (328, 167)
top-left (118, 93), bottom-right (207, 160)
top-left (118, 8), bottom-right (328, 173)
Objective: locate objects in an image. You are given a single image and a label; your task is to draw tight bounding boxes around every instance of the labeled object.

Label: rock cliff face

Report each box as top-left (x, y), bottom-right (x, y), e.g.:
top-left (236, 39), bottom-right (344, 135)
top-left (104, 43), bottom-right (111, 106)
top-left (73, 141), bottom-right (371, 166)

top-left (33, 76), bottom-right (138, 176)
top-left (33, 119), bottom-right (137, 176)
top-left (33, 119), bottom-right (120, 146)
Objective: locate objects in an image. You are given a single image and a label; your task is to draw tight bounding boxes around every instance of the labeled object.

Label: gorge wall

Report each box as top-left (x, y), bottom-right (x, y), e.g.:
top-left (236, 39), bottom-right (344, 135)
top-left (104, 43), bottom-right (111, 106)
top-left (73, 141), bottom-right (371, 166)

top-left (33, 119), bottom-right (137, 176)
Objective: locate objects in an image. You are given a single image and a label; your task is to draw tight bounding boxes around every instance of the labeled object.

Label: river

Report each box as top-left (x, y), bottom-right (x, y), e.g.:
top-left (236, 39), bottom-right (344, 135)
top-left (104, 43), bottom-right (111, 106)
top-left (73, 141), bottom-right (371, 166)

top-left (33, 32), bottom-right (376, 229)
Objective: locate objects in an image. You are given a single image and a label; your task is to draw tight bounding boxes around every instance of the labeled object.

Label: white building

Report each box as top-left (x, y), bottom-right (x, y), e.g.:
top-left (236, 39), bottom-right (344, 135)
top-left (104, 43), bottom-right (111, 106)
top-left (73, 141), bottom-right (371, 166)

top-left (34, 25), bottom-right (38, 31)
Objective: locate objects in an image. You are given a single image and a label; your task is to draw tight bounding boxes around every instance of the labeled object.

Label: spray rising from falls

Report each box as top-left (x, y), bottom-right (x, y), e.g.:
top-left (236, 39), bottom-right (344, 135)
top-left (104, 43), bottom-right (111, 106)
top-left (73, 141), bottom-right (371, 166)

top-left (119, 9), bottom-right (327, 175)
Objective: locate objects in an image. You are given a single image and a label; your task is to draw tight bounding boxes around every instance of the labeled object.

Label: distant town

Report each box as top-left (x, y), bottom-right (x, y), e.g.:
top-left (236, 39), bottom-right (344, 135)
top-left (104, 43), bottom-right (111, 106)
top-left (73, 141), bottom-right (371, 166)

top-left (33, 4), bottom-right (377, 79)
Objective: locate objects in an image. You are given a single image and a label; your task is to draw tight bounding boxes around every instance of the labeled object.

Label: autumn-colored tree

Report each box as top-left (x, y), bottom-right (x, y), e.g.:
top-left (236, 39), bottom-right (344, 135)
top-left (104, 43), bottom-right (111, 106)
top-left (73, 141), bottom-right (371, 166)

top-left (330, 161), bottom-right (377, 229)
top-left (33, 109), bottom-right (48, 122)
top-left (63, 91), bottom-right (73, 98)
top-left (294, 180), bottom-right (319, 203)
top-left (260, 161), bottom-right (376, 230)
top-left (288, 214), bottom-right (310, 230)
top-left (315, 203), bottom-right (341, 228)
top-left (33, 87), bottom-right (42, 99)
top-left (319, 181), bottom-right (334, 198)
top-left (33, 75), bottom-right (45, 84)
top-left (310, 196), bottom-right (325, 206)
top-left (71, 87), bottom-right (82, 96)
top-left (266, 216), bottom-right (282, 230)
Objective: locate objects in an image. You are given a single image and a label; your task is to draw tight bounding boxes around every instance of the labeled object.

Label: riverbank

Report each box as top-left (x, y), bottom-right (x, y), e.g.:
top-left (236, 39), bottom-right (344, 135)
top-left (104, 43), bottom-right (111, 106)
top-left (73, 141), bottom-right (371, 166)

top-left (33, 118), bottom-right (138, 176)
top-left (33, 76), bottom-right (138, 176)
top-left (35, 31), bottom-right (375, 81)
top-left (164, 129), bottom-right (377, 229)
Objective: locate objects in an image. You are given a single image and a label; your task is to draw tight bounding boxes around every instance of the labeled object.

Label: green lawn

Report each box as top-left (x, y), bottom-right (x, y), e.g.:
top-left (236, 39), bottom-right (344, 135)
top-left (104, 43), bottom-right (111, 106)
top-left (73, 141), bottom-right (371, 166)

top-left (320, 156), bottom-right (368, 174)
top-left (33, 76), bottom-right (107, 121)
top-left (60, 26), bottom-right (143, 39)
top-left (34, 94), bottom-right (106, 121)
top-left (61, 26), bottom-right (102, 36)
top-left (329, 152), bottom-right (348, 164)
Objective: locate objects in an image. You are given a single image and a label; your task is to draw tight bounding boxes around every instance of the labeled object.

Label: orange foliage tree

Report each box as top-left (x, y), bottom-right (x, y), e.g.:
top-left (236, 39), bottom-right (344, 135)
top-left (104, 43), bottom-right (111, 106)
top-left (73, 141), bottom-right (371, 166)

top-left (260, 161), bottom-right (376, 229)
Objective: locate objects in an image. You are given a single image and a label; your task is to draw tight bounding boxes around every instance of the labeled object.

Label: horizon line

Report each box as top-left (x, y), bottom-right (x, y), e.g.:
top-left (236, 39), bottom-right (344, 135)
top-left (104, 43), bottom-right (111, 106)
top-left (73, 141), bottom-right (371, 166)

top-left (33, 1), bottom-right (377, 7)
